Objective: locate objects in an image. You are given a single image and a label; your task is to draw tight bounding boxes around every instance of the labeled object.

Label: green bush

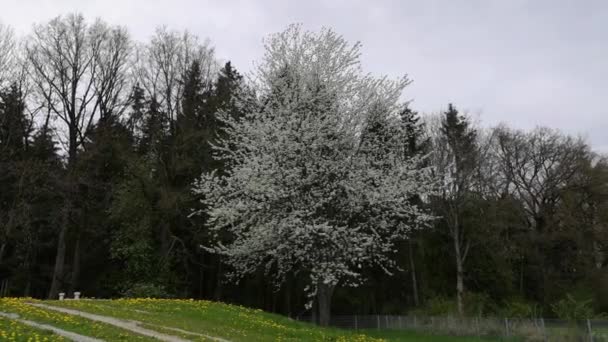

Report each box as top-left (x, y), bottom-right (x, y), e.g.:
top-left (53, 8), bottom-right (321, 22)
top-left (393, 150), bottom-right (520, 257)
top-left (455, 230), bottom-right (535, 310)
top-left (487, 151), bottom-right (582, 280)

top-left (121, 282), bottom-right (170, 298)
top-left (412, 296), bottom-right (457, 316)
top-left (501, 298), bottom-right (541, 318)
top-left (551, 294), bottom-right (593, 321)
top-left (463, 292), bottom-right (494, 317)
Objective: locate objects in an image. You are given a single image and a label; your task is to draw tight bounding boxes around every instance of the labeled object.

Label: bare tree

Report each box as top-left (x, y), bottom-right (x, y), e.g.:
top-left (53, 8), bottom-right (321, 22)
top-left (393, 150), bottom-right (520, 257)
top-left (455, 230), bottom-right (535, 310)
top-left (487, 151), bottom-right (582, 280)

top-left (494, 126), bottom-right (591, 300)
top-left (90, 21), bottom-right (132, 119)
top-left (26, 13), bottom-right (130, 298)
top-left (495, 127), bottom-right (590, 232)
top-left (27, 14), bottom-right (101, 163)
top-left (134, 27), bottom-right (216, 131)
top-left (0, 22), bottom-right (17, 88)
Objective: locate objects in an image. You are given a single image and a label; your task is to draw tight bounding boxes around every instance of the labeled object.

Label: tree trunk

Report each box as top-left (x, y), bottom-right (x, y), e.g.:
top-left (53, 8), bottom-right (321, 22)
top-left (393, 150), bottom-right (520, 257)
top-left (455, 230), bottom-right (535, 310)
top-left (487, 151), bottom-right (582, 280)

top-left (519, 257), bottom-right (524, 295)
top-left (594, 241), bottom-right (604, 269)
top-left (271, 288), bottom-right (278, 313)
top-left (285, 276), bottom-right (292, 318)
top-left (0, 243), bottom-right (6, 265)
top-left (0, 210), bottom-right (16, 266)
top-left (160, 222), bottom-right (170, 259)
top-left (23, 246), bottom-right (32, 297)
top-left (69, 234), bottom-right (82, 296)
top-left (213, 257), bottom-right (223, 301)
top-left (49, 209), bottom-right (68, 299)
top-left (199, 252), bottom-right (204, 299)
top-left (409, 240), bottom-right (420, 307)
top-left (311, 297), bottom-right (317, 324)
top-left (456, 258), bottom-right (464, 316)
top-left (317, 282), bottom-right (335, 327)
top-left (454, 227), bottom-right (464, 316)
top-left (50, 137), bottom-right (77, 300)
top-left (24, 277), bottom-right (31, 297)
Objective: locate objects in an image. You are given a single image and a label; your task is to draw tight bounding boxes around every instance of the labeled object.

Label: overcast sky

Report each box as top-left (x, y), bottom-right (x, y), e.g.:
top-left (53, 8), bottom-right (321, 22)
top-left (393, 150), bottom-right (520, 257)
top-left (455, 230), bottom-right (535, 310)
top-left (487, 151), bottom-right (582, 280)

top-left (3, 0), bottom-right (607, 151)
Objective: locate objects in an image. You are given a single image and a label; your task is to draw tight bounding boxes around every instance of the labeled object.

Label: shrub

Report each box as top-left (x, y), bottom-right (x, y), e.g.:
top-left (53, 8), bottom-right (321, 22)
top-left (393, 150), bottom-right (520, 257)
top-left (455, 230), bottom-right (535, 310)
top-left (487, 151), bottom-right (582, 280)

top-left (463, 292), bottom-right (494, 317)
top-left (121, 283), bottom-right (170, 298)
top-left (501, 298), bottom-right (541, 319)
top-left (413, 296), bottom-right (457, 316)
top-left (551, 294), bottom-right (593, 321)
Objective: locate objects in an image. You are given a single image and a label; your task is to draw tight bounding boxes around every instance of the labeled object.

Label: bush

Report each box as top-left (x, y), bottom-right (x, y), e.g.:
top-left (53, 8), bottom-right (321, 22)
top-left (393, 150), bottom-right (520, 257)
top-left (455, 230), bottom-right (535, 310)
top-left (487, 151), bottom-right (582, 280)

top-left (463, 292), bottom-right (494, 317)
top-left (413, 293), bottom-right (495, 317)
top-left (501, 298), bottom-right (541, 319)
top-left (551, 294), bottom-right (593, 321)
top-left (120, 283), bottom-right (170, 298)
top-left (412, 296), bottom-right (457, 316)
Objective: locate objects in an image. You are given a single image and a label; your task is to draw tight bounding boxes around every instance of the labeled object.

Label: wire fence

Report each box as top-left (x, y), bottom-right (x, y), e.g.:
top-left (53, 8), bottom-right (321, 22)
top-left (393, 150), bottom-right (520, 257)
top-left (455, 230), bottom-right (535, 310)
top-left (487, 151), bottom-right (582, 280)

top-left (296, 315), bottom-right (608, 341)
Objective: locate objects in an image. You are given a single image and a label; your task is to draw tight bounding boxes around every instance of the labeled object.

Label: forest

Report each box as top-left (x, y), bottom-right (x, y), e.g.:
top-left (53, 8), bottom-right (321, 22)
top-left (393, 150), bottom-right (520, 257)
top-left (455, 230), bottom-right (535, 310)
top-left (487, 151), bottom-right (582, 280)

top-left (1, 14), bottom-right (607, 325)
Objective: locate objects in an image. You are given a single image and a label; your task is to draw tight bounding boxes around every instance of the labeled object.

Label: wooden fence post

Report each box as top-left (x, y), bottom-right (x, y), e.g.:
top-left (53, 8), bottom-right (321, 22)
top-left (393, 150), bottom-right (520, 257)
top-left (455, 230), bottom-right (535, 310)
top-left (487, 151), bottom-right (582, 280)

top-left (587, 319), bottom-right (593, 342)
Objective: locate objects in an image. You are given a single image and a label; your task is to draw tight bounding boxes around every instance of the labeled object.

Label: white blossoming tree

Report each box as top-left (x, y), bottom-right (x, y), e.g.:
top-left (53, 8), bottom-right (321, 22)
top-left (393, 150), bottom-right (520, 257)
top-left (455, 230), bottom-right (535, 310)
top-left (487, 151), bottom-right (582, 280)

top-left (193, 25), bottom-right (436, 326)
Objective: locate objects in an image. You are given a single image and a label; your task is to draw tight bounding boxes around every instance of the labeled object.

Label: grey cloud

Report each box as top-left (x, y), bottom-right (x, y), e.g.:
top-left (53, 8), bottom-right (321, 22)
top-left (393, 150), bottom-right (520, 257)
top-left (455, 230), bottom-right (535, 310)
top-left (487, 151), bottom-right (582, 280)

top-left (2, 0), bottom-right (607, 150)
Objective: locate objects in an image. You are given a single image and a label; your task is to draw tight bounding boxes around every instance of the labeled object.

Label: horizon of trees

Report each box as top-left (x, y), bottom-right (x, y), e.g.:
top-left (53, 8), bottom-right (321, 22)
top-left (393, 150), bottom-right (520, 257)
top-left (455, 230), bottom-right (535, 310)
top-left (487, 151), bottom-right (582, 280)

top-left (1, 14), bottom-right (607, 324)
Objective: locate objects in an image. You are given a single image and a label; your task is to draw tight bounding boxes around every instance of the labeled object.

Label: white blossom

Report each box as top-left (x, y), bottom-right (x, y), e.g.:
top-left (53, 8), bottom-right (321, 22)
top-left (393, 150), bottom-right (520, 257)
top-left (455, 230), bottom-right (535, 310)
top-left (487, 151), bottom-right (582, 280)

top-left (193, 24), bottom-right (436, 299)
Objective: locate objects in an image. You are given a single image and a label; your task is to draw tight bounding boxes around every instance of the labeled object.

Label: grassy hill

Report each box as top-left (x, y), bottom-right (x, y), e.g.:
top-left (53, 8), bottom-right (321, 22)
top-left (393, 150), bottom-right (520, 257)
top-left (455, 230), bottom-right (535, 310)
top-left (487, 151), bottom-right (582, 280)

top-left (0, 298), bottom-right (510, 341)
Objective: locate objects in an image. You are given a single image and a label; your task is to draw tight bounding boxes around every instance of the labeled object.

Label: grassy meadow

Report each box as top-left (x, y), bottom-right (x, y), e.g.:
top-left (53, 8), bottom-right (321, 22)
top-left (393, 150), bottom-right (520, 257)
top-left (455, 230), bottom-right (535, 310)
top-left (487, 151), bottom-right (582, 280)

top-left (0, 298), bottom-right (516, 341)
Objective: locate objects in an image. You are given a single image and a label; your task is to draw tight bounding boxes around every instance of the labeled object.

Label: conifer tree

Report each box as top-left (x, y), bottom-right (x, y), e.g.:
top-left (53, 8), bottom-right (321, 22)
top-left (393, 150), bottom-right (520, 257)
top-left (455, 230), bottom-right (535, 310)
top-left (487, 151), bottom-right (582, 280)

top-left (432, 103), bottom-right (479, 316)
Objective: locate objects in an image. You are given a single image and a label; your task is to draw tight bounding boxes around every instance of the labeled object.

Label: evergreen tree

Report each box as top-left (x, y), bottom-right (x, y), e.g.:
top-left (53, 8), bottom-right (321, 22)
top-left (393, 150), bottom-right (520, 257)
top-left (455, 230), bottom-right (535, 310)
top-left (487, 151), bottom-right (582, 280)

top-left (399, 105), bottom-right (429, 157)
top-left (0, 85), bottom-right (29, 267)
top-left (432, 103), bottom-right (479, 316)
top-left (0, 84), bottom-right (28, 159)
top-left (139, 96), bottom-right (169, 157)
top-left (126, 84), bottom-right (146, 137)
top-left (441, 104), bottom-right (478, 179)
top-left (71, 111), bottom-right (134, 296)
top-left (0, 84), bottom-right (62, 297)
top-left (396, 104), bottom-right (429, 307)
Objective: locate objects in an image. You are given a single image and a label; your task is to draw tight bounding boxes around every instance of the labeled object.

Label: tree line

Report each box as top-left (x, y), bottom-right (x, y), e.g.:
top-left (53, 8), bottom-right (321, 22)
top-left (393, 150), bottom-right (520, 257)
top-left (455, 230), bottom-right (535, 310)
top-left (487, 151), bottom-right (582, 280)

top-left (1, 14), bottom-right (607, 324)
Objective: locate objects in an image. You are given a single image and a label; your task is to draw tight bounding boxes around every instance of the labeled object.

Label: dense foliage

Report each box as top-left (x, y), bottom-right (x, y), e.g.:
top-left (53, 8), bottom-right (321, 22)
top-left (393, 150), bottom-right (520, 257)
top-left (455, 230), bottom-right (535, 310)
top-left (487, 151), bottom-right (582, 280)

top-left (1, 15), bottom-right (607, 324)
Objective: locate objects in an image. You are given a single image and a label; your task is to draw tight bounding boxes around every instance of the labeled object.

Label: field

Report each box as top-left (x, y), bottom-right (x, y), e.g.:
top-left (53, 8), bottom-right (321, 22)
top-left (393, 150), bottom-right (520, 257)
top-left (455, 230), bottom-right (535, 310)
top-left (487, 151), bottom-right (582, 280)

top-left (0, 298), bottom-right (514, 341)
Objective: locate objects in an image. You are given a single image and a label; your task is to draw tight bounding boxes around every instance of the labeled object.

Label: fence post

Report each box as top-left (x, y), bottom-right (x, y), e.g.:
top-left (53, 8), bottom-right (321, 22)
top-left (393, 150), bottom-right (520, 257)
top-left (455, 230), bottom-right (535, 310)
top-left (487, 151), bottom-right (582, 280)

top-left (413, 315), bottom-right (417, 328)
top-left (505, 318), bottom-right (510, 337)
top-left (385, 315), bottom-right (389, 329)
top-left (587, 319), bottom-right (593, 342)
top-left (377, 315), bottom-right (380, 330)
top-left (398, 315), bottom-right (402, 329)
top-left (354, 315), bottom-right (358, 331)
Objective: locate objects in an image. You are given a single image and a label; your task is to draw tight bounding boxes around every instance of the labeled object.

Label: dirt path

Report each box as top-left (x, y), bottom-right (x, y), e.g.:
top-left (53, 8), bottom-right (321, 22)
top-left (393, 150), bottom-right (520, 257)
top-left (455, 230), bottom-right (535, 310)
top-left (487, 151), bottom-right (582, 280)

top-left (28, 303), bottom-right (230, 342)
top-left (0, 311), bottom-right (104, 342)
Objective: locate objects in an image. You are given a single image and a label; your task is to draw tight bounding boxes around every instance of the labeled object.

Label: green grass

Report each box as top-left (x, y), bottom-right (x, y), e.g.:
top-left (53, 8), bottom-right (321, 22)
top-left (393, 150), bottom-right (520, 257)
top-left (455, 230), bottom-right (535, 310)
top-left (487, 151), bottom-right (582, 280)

top-left (43, 298), bottom-right (375, 341)
top-left (45, 298), bottom-right (511, 341)
top-left (1, 297), bottom-right (518, 341)
top-left (361, 329), bottom-right (518, 341)
top-left (0, 315), bottom-right (65, 341)
top-left (0, 298), bottom-right (157, 341)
